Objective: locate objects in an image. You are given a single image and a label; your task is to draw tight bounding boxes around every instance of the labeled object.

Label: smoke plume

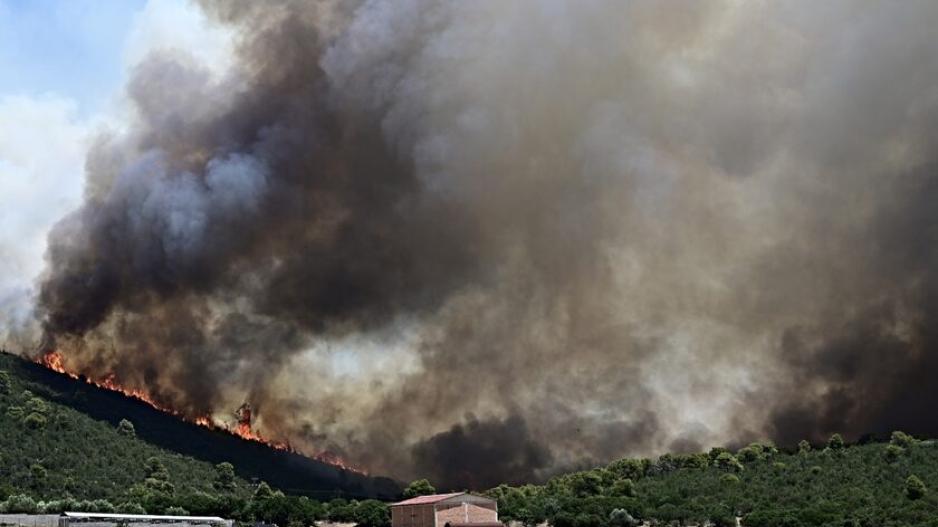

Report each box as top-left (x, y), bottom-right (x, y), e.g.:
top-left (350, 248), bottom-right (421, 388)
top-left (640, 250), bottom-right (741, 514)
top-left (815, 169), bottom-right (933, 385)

top-left (7, 0), bottom-right (938, 489)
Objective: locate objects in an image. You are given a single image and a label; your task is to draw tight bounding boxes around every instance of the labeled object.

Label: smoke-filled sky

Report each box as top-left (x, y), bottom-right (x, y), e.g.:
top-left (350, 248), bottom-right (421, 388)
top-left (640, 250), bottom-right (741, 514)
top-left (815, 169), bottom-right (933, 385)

top-left (4, 0), bottom-right (938, 490)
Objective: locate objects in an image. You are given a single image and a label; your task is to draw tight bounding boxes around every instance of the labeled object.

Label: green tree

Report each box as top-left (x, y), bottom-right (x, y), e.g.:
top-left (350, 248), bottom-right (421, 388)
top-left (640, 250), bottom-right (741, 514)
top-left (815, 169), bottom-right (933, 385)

top-left (720, 473), bottom-right (740, 485)
top-left (214, 462), bottom-right (236, 491)
top-left (906, 475), bottom-right (926, 500)
top-left (0, 371), bottom-right (11, 394)
top-left (354, 500), bottom-right (390, 527)
top-left (609, 478), bottom-right (635, 497)
top-left (798, 439), bottom-right (812, 455)
top-left (884, 444), bottom-right (904, 462)
top-left (737, 446), bottom-right (760, 463)
top-left (569, 471), bottom-right (603, 497)
top-left (253, 481), bottom-right (275, 500)
top-left (890, 430), bottom-right (917, 449)
top-left (607, 458), bottom-right (648, 481)
top-left (2, 494), bottom-right (38, 513)
top-left (145, 457), bottom-right (170, 482)
top-left (827, 433), bottom-right (845, 451)
top-left (402, 479), bottom-right (436, 499)
top-left (30, 464), bottom-right (46, 481)
top-left (118, 419), bottom-right (136, 438)
top-left (23, 412), bottom-right (46, 429)
top-left (714, 452), bottom-right (743, 472)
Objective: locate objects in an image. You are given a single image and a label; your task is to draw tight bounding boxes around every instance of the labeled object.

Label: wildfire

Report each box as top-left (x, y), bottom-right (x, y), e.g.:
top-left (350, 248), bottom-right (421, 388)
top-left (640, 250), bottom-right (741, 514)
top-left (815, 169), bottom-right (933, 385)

top-left (37, 351), bottom-right (365, 474)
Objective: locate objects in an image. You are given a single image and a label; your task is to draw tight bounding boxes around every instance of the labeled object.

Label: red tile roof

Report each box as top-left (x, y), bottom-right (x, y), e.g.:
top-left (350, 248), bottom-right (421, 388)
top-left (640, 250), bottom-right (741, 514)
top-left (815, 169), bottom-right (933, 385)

top-left (391, 492), bottom-right (466, 506)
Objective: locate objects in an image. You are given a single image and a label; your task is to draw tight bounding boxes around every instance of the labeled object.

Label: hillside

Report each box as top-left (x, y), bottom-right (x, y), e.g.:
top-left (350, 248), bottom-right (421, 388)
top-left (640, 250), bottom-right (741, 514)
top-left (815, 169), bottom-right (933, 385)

top-left (0, 352), bottom-right (399, 501)
top-left (484, 435), bottom-right (938, 527)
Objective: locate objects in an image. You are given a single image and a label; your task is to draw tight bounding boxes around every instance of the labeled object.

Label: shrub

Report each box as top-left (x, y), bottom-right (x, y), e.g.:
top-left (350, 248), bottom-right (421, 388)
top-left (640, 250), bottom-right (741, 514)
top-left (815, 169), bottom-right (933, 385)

top-left (891, 430), bottom-right (917, 449)
top-left (714, 452), bottom-right (743, 472)
top-left (720, 474), bottom-right (740, 485)
top-left (117, 502), bottom-right (147, 514)
top-left (737, 446), bottom-right (760, 463)
top-left (906, 475), bottom-right (926, 500)
top-left (3, 494), bottom-right (38, 514)
top-left (23, 412), bottom-right (46, 429)
top-left (30, 464), bottom-right (46, 480)
top-left (827, 433), bottom-right (845, 450)
top-left (609, 478), bottom-right (635, 497)
top-left (0, 371), bottom-right (11, 394)
top-left (885, 444), bottom-right (905, 462)
top-left (118, 419), bottom-right (136, 438)
top-left (353, 499), bottom-right (390, 527)
top-left (797, 439), bottom-right (812, 455)
top-left (214, 462), bottom-right (236, 490)
top-left (607, 458), bottom-right (649, 481)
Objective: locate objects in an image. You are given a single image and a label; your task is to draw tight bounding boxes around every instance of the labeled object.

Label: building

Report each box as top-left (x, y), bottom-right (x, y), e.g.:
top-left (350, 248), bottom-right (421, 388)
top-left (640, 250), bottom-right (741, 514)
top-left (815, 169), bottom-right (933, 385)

top-left (390, 493), bottom-right (501, 527)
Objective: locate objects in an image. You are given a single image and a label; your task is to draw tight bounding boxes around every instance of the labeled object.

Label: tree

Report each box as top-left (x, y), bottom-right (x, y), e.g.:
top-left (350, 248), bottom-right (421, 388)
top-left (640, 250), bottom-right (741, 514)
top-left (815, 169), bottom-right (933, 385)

top-left (2, 494), bottom-right (38, 513)
top-left (253, 481), bottom-right (273, 500)
top-left (30, 464), bottom-right (46, 481)
top-left (214, 462), bottom-right (236, 491)
top-left (797, 440), bottom-right (812, 455)
top-left (145, 457), bottom-right (170, 482)
top-left (827, 433), bottom-right (845, 451)
top-left (737, 446), bottom-right (760, 463)
top-left (714, 452), bottom-right (743, 472)
top-left (569, 471), bottom-right (604, 498)
top-left (354, 500), bottom-right (390, 527)
top-left (0, 371), bottom-right (11, 394)
top-left (720, 473), bottom-right (740, 485)
top-left (117, 502), bottom-right (147, 514)
top-left (884, 444), bottom-right (904, 462)
top-left (607, 458), bottom-right (649, 481)
top-left (23, 412), bottom-right (46, 429)
top-left (890, 430), bottom-right (917, 449)
top-left (402, 479), bottom-right (436, 499)
top-left (118, 419), bottom-right (136, 438)
top-left (906, 475), bottom-right (926, 500)
top-left (609, 478), bottom-right (635, 497)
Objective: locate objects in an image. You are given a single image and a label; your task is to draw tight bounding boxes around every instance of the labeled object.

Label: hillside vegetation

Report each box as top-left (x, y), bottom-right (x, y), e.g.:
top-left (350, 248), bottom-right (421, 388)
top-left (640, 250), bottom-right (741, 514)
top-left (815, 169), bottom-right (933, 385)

top-left (0, 352), bottom-right (398, 500)
top-left (485, 434), bottom-right (938, 527)
top-left (0, 352), bottom-right (391, 526)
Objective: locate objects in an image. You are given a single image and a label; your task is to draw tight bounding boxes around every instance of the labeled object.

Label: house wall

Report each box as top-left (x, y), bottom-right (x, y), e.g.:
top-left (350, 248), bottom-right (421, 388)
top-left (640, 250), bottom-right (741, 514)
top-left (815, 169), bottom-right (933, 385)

top-left (391, 504), bottom-right (435, 527)
top-left (434, 502), bottom-right (497, 526)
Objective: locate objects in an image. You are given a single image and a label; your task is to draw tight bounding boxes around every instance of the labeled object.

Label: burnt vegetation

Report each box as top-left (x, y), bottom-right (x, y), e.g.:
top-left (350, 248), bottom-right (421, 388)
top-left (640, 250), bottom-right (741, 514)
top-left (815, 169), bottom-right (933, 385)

top-left (0, 353), bottom-right (397, 502)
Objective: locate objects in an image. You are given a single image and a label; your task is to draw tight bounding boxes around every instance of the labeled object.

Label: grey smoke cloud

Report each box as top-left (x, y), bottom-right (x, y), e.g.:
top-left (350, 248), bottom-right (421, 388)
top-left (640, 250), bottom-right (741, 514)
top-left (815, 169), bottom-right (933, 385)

top-left (10, 0), bottom-right (938, 489)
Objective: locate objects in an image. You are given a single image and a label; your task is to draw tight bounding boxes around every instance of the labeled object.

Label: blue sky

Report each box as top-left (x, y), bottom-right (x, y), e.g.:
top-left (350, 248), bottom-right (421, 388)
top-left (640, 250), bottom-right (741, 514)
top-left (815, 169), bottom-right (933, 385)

top-left (0, 0), bottom-right (236, 342)
top-left (0, 0), bottom-right (146, 114)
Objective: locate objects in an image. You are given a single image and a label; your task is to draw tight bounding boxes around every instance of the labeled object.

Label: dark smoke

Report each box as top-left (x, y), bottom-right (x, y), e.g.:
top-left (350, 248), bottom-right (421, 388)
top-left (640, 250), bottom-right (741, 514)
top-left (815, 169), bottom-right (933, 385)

top-left (412, 414), bottom-right (552, 490)
top-left (6, 0), bottom-right (938, 487)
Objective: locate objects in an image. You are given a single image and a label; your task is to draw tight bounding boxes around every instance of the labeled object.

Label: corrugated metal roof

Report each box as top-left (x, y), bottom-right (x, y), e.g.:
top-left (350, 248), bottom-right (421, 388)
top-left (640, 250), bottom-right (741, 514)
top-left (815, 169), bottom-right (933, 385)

top-left (391, 492), bottom-right (466, 506)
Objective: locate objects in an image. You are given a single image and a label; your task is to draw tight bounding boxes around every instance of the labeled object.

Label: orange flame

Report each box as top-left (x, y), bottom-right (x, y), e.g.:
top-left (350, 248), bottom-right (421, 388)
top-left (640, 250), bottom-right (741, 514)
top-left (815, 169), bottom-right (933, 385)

top-left (37, 351), bottom-right (365, 474)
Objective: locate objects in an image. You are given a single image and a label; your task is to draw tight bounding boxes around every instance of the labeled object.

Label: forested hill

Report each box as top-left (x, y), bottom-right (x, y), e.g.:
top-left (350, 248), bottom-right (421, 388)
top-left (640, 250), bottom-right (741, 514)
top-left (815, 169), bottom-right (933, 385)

top-left (0, 352), bottom-right (399, 502)
top-left (484, 433), bottom-right (938, 527)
